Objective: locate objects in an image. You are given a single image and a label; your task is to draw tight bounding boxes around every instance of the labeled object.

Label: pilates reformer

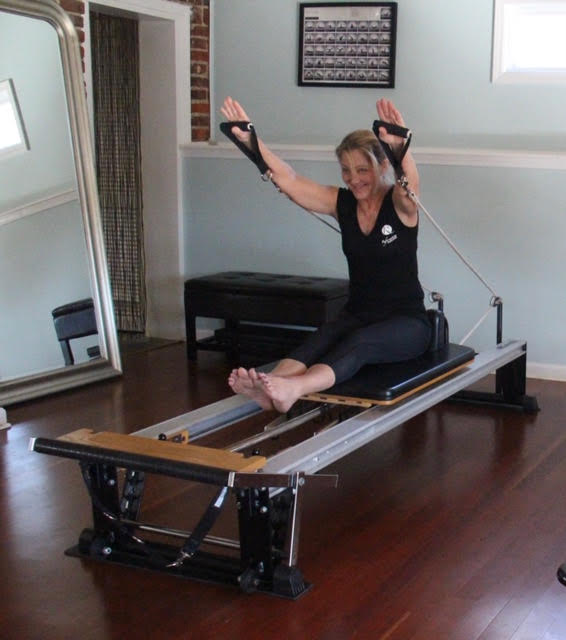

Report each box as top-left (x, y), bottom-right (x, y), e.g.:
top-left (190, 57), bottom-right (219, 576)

top-left (30, 334), bottom-right (535, 598)
top-left (30, 118), bottom-right (539, 599)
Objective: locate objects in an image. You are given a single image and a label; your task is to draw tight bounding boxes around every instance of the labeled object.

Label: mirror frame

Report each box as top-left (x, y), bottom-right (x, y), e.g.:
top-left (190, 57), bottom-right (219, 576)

top-left (0, 0), bottom-right (122, 405)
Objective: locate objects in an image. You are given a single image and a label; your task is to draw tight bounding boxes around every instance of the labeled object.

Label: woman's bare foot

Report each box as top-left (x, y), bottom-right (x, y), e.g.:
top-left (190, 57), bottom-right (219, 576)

top-left (228, 367), bottom-right (273, 410)
top-left (258, 372), bottom-right (302, 413)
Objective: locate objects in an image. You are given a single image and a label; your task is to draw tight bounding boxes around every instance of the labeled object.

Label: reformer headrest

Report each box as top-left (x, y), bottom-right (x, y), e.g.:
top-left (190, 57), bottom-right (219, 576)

top-left (426, 308), bottom-right (449, 352)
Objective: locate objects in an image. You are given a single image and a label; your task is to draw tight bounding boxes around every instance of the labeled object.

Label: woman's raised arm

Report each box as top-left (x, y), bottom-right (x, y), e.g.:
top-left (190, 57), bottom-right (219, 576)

top-left (220, 97), bottom-right (338, 217)
top-left (375, 98), bottom-right (420, 226)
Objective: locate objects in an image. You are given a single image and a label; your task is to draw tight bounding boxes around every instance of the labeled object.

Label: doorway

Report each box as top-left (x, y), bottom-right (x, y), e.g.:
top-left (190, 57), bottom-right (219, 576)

top-left (90, 11), bottom-right (146, 333)
top-left (86, 0), bottom-right (191, 340)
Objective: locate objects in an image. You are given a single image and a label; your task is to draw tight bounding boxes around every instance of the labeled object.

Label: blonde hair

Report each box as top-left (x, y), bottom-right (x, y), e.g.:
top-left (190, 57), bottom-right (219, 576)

top-left (335, 129), bottom-right (386, 170)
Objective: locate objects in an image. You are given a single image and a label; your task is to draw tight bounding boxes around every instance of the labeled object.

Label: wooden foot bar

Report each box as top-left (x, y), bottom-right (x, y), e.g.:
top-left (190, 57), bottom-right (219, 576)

top-left (31, 429), bottom-right (266, 487)
top-left (58, 429), bottom-right (266, 472)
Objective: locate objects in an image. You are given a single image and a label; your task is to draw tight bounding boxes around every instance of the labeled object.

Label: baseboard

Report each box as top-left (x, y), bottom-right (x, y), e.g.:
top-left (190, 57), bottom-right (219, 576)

top-left (527, 362), bottom-right (566, 382)
top-left (0, 407), bottom-right (11, 431)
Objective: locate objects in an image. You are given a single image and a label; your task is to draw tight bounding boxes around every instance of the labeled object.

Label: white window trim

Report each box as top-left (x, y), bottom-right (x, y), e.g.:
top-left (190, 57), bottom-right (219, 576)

top-left (0, 78), bottom-right (29, 159)
top-left (492, 0), bottom-right (566, 84)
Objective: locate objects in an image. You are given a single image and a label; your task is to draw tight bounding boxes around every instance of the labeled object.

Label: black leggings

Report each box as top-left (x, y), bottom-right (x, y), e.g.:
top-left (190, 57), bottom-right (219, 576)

top-left (286, 311), bottom-right (431, 385)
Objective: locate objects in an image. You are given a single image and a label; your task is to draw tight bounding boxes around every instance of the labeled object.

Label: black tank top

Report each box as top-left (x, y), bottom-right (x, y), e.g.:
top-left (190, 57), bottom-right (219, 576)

top-left (337, 187), bottom-right (426, 321)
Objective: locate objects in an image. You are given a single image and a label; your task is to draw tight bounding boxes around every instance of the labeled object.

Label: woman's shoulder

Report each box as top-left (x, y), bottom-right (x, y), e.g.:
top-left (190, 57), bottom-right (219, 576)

top-left (382, 186), bottom-right (395, 206)
top-left (336, 188), bottom-right (357, 224)
top-left (337, 187), bottom-right (356, 208)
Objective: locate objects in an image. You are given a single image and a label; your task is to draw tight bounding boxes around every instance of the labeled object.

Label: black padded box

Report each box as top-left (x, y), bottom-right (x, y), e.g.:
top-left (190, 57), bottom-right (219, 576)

top-left (184, 271), bottom-right (349, 360)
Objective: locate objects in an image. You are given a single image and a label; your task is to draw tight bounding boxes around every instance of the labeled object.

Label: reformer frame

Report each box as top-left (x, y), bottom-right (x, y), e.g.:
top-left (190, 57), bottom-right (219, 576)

top-left (31, 338), bottom-right (536, 599)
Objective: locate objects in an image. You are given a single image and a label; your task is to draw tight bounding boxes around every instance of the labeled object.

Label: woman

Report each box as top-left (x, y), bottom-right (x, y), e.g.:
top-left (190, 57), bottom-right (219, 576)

top-left (221, 96), bottom-right (431, 413)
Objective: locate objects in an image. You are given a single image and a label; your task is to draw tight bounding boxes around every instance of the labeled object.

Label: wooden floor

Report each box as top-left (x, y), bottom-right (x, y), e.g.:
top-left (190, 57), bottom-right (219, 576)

top-left (2, 343), bottom-right (566, 640)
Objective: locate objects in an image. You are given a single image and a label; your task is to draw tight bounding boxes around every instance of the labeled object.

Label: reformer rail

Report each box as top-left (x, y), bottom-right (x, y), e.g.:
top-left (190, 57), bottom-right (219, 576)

top-left (136, 339), bottom-right (529, 470)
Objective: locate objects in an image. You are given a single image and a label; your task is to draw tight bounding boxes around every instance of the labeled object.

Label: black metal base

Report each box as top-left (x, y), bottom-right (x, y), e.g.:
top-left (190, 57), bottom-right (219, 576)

top-left (448, 348), bottom-right (539, 414)
top-left (558, 564), bottom-right (566, 586)
top-left (66, 529), bottom-right (311, 599)
top-left (449, 390), bottom-right (540, 414)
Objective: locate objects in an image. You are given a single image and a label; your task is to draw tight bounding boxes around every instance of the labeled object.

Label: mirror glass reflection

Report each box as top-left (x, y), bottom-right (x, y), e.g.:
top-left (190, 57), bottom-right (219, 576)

top-left (0, 0), bottom-right (121, 405)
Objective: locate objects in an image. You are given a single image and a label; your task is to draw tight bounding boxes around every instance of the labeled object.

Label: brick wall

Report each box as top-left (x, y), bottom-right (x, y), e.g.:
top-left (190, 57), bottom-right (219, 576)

top-left (188, 0), bottom-right (210, 141)
top-left (58, 0), bottom-right (210, 141)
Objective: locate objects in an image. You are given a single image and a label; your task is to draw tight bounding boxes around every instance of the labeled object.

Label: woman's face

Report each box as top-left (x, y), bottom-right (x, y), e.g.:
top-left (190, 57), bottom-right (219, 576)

top-left (339, 149), bottom-right (381, 201)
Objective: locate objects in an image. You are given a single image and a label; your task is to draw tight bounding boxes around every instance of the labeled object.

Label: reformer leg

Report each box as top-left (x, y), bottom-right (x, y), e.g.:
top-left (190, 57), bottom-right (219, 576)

top-left (225, 318), bottom-right (240, 363)
top-left (71, 463), bottom-right (130, 560)
top-left (64, 457), bottom-right (311, 598)
top-left (236, 477), bottom-right (310, 598)
top-left (450, 347), bottom-right (539, 413)
top-left (185, 311), bottom-right (197, 360)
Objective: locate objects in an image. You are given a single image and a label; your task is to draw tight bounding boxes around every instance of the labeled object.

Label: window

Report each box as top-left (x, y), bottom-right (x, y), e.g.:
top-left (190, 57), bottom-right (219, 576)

top-left (492, 0), bottom-right (566, 83)
top-left (0, 79), bottom-right (29, 158)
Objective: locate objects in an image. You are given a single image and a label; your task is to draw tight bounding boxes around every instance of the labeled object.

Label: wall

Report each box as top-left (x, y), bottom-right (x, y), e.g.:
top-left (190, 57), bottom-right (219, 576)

top-left (183, 0), bottom-right (566, 378)
top-left (0, 12), bottom-right (75, 210)
top-left (210, 0), bottom-right (566, 147)
top-left (59, 0), bottom-right (211, 140)
top-left (0, 201), bottom-right (94, 380)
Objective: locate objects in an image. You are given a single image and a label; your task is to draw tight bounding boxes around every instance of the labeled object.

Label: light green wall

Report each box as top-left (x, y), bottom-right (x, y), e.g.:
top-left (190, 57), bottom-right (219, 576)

top-left (0, 11), bottom-right (76, 210)
top-left (183, 0), bottom-right (566, 370)
top-left (212, 0), bottom-right (566, 148)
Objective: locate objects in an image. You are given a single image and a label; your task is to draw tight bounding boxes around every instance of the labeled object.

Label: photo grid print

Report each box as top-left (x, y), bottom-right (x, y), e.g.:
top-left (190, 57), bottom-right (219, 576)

top-left (299, 3), bottom-right (397, 88)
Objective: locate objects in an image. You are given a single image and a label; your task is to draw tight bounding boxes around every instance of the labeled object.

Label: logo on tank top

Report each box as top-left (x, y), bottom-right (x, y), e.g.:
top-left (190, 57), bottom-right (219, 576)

top-left (381, 224), bottom-right (398, 246)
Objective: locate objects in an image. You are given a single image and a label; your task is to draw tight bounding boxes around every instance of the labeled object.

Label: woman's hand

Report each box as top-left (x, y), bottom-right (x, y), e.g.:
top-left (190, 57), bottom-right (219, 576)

top-left (376, 98), bottom-right (420, 224)
top-left (375, 98), bottom-right (408, 147)
top-left (220, 96), bottom-right (252, 145)
top-left (220, 96), bottom-right (338, 217)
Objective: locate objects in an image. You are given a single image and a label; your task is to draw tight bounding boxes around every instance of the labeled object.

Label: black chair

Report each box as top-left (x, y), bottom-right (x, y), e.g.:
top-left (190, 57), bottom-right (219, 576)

top-left (51, 298), bottom-right (99, 365)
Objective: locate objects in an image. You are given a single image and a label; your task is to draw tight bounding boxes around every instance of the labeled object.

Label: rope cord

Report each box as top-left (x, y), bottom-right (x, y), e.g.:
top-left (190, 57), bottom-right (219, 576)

top-left (304, 208), bottom-right (341, 233)
top-left (406, 188), bottom-right (499, 299)
top-left (458, 304), bottom-right (494, 346)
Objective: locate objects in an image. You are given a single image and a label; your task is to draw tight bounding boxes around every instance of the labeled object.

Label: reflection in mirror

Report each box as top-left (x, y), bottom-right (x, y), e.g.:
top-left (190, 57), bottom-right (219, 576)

top-left (0, 0), bottom-right (121, 406)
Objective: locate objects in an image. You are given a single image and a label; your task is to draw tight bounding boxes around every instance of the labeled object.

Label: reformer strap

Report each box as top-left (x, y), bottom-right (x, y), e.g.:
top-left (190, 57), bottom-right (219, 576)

top-left (80, 461), bottom-right (119, 522)
top-left (167, 486), bottom-right (230, 567)
top-left (372, 119), bottom-right (412, 182)
top-left (79, 462), bottom-right (146, 546)
top-left (220, 121), bottom-right (271, 179)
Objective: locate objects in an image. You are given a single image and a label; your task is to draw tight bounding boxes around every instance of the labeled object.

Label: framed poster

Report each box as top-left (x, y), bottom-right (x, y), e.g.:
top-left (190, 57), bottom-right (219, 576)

top-left (298, 2), bottom-right (397, 88)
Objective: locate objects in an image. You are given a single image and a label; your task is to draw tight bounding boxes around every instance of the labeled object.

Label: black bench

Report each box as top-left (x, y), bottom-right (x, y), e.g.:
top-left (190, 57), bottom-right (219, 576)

top-left (184, 271), bottom-right (349, 361)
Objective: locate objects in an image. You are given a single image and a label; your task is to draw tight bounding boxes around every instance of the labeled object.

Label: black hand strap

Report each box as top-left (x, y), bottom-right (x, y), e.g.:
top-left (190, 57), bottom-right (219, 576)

top-left (372, 119), bottom-right (412, 182)
top-left (220, 121), bottom-right (271, 178)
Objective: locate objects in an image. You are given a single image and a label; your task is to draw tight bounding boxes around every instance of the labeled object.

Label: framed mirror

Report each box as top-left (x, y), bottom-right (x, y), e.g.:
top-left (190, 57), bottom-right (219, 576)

top-left (0, 0), bottom-right (121, 405)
